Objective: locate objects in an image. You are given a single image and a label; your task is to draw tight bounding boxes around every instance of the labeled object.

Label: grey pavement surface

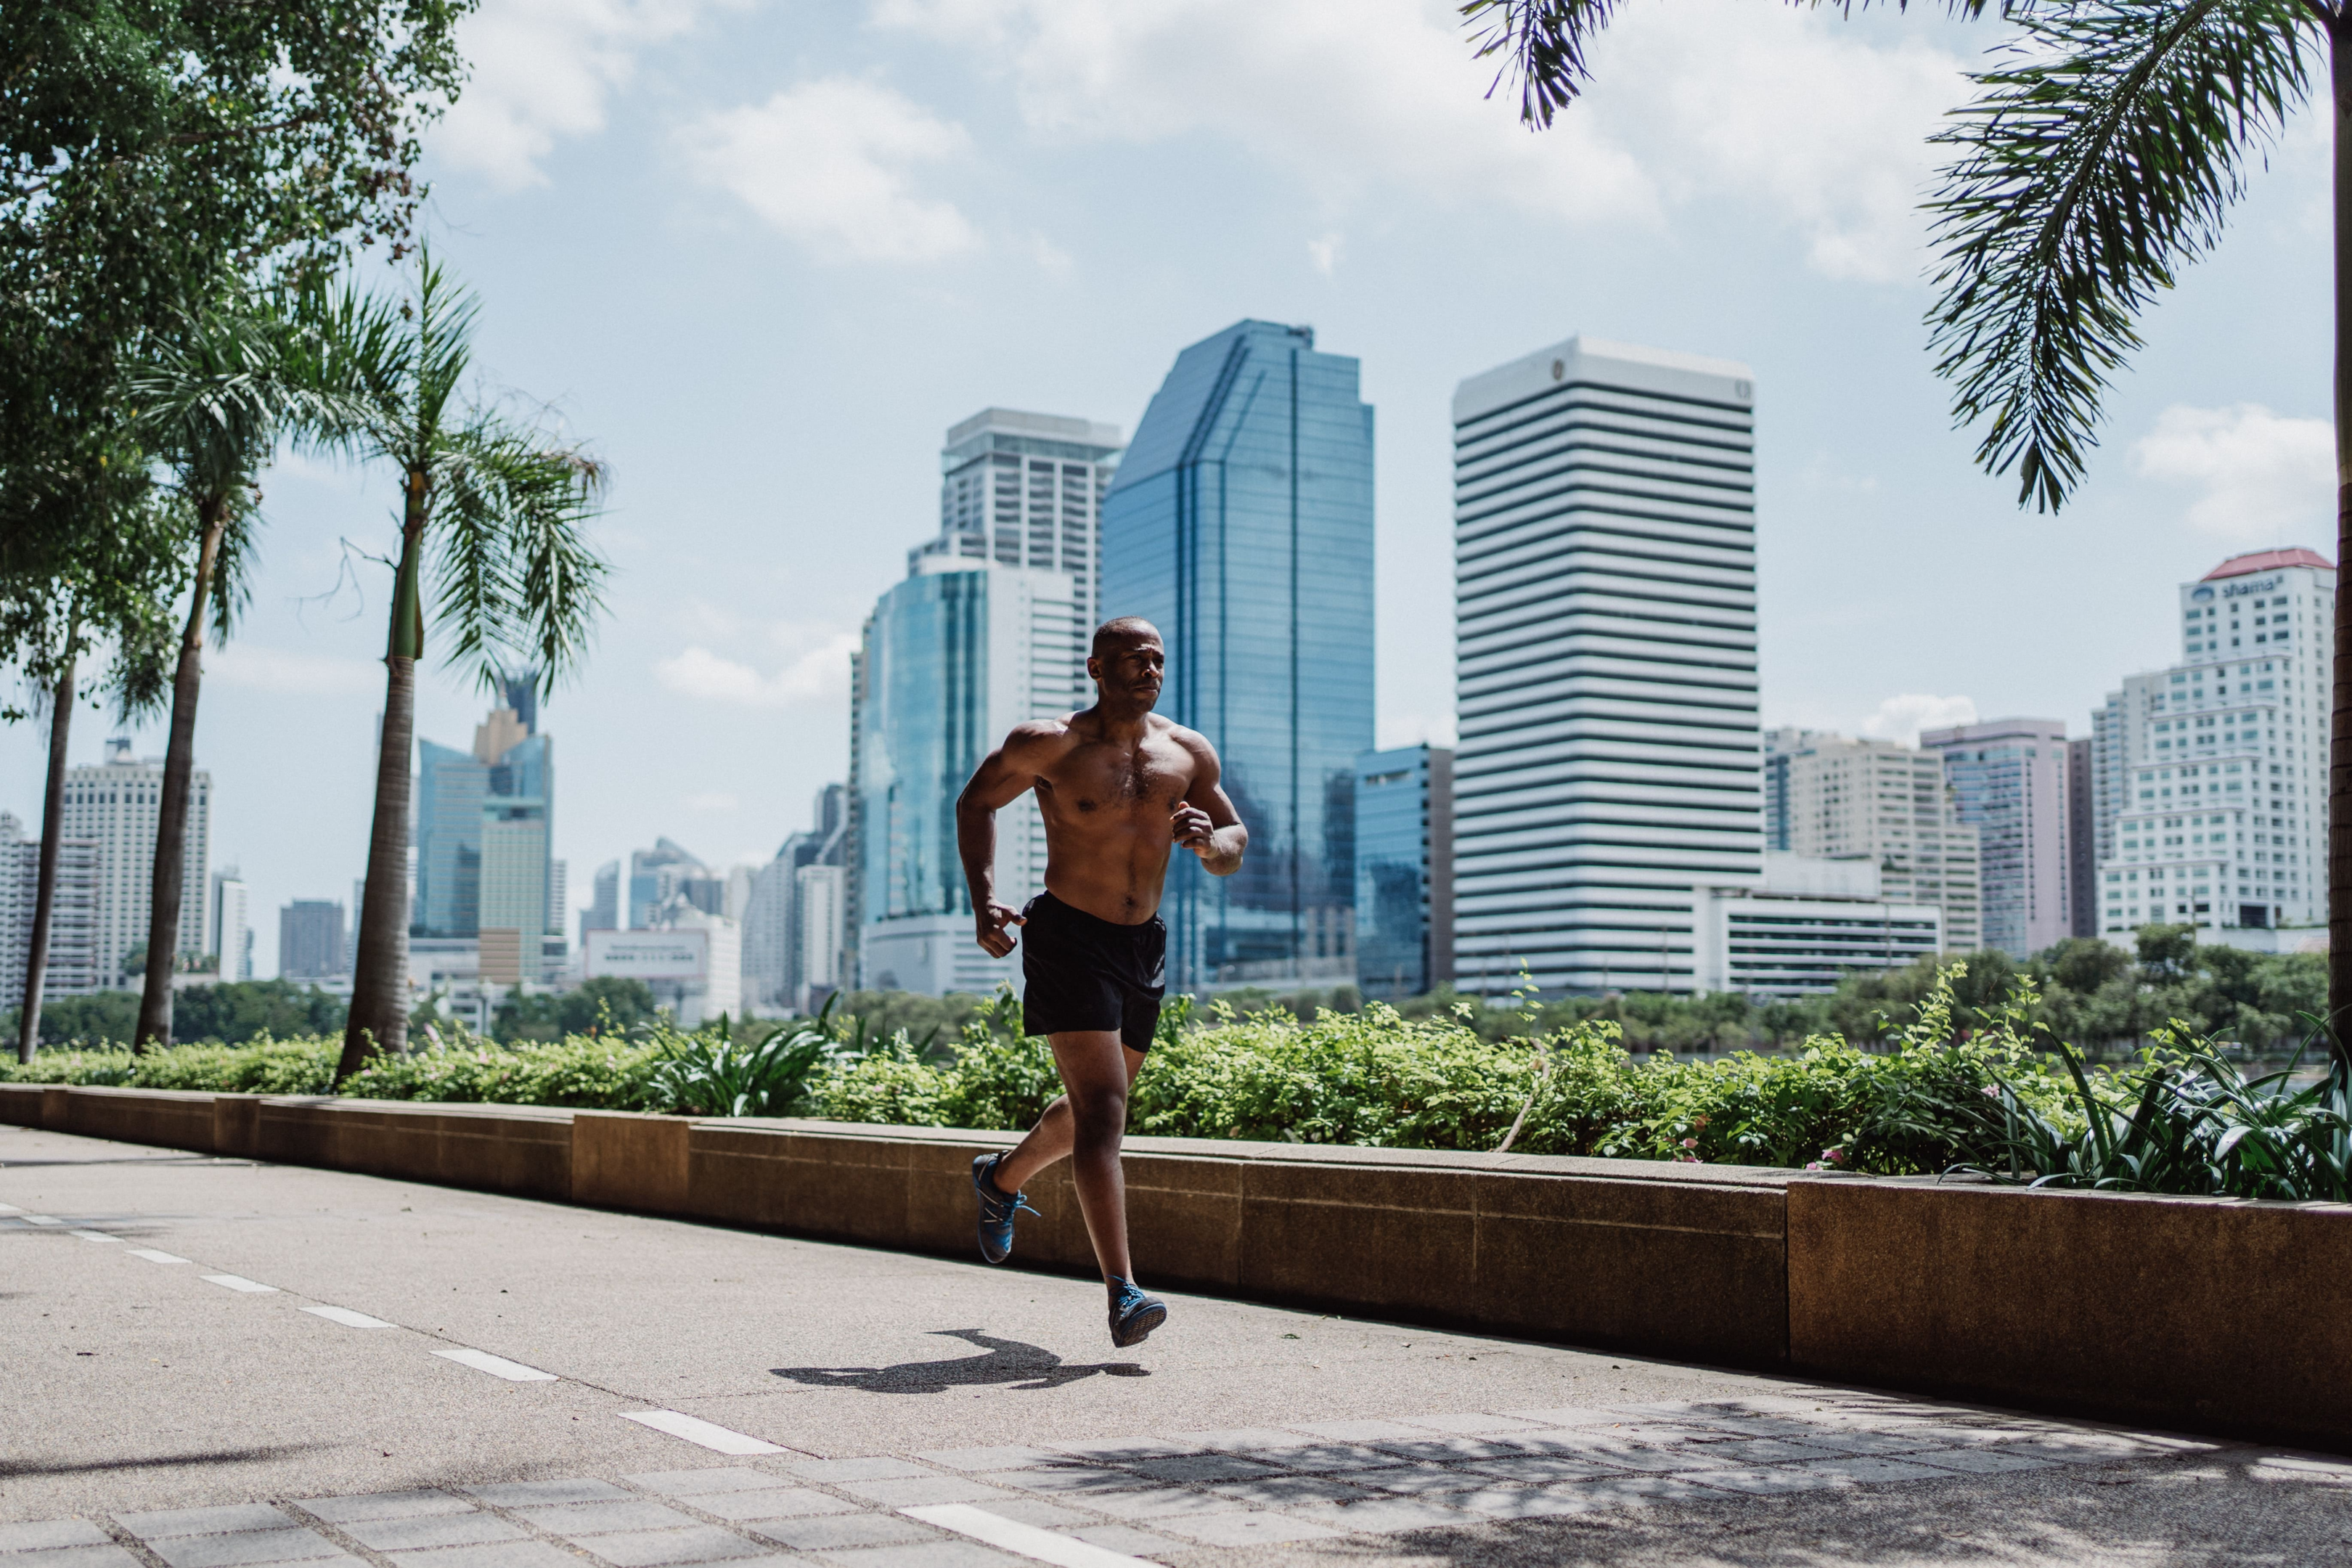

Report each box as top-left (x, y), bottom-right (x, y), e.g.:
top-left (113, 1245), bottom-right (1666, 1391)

top-left (4, 1123), bottom-right (2350, 1565)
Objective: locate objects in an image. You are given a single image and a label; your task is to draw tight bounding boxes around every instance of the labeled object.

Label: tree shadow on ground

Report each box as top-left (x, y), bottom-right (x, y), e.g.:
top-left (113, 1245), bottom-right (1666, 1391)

top-left (772, 1328), bottom-right (1148, 1394)
top-left (0, 1445), bottom-right (317, 1478)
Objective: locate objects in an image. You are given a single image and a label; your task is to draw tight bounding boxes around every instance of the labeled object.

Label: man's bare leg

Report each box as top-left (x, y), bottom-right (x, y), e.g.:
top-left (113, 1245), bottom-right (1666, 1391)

top-left (992, 1030), bottom-right (1143, 1282)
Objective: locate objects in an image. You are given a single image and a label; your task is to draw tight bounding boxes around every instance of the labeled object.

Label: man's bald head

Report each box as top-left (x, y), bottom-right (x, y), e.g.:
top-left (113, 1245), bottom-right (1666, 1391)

top-left (1092, 616), bottom-right (1160, 659)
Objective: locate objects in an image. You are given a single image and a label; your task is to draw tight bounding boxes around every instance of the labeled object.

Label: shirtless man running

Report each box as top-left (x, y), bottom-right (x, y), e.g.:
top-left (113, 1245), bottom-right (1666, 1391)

top-left (955, 616), bottom-right (1246, 1347)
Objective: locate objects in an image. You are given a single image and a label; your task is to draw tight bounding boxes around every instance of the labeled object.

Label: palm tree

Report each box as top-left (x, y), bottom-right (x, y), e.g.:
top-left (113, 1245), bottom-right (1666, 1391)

top-left (313, 253), bottom-right (611, 1081)
top-left (1460, 0), bottom-right (2349, 1020)
top-left (123, 287), bottom-right (345, 1050)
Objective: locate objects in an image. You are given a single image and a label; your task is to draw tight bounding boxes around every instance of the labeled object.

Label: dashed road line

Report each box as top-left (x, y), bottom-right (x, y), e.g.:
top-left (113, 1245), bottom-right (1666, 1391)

top-left (433, 1346), bottom-right (557, 1381)
top-left (68, 1228), bottom-right (120, 1243)
top-left (619, 1409), bottom-right (785, 1455)
top-left (903, 1504), bottom-right (1159, 1568)
top-left (24, 1214), bottom-right (61, 1225)
top-left (128, 1248), bottom-right (189, 1264)
top-left (200, 1273), bottom-right (278, 1294)
top-left (0, 1202), bottom-right (18, 1213)
top-left (301, 1305), bottom-right (394, 1329)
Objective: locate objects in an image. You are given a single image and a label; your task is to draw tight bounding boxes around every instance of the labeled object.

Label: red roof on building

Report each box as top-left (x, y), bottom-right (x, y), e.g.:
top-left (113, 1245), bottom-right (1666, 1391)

top-left (2202, 547), bottom-right (2333, 581)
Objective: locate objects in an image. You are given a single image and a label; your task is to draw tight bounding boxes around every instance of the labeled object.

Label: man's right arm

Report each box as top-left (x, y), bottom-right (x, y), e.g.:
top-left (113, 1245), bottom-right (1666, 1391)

top-left (955, 722), bottom-right (1055, 957)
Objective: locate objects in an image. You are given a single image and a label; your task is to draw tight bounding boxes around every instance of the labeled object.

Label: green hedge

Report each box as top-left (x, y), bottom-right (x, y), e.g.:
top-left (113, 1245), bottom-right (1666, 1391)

top-left (4, 969), bottom-right (2083, 1176)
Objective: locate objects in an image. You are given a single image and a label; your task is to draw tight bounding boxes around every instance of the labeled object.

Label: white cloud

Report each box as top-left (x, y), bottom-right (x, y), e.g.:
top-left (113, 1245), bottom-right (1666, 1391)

top-left (654, 627), bottom-right (859, 707)
top-left (682, 77), bottom-right (981, 261)
top-left (875, 0), bottom-right (1964, 281)
top-left (1861, 693), bottom-right (1977, 746)
top-left (209, 645), bottom-right (383, 698)
top-left (2132, 403), bottom-right (2333, 542)
top-left (433, 0), bottom-right (732, 188)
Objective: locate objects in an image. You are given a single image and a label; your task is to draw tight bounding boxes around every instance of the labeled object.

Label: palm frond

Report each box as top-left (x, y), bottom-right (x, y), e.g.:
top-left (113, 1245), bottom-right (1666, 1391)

top-left (1461, 0), bottom-right (2005, 128)
top-left (427, 422), bottom-right (609, 691)
top-left (1924, 0), bottom-right (2315, 512)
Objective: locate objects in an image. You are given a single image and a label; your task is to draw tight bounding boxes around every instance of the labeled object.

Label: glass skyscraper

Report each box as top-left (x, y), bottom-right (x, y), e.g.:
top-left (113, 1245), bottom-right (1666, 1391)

top-left (1101, 319), bottom-right (1375, 992)
top-left (848, 560), bottom-right (1084, 996)
top-left (412, 695), bottom-right (552, 949)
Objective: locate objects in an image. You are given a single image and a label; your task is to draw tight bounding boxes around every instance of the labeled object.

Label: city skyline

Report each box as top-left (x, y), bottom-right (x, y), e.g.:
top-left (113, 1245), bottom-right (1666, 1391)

top-left (0, 3), bottom-right (2330, 982)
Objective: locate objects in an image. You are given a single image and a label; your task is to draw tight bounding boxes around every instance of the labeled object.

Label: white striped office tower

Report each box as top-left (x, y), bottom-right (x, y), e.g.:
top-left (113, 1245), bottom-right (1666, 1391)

top-left (1451, 337), bottom-right (1761, 996)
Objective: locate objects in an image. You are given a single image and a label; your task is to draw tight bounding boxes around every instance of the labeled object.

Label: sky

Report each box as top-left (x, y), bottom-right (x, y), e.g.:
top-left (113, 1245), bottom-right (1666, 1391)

top-left (1, 0), bottom-right (2335, 979)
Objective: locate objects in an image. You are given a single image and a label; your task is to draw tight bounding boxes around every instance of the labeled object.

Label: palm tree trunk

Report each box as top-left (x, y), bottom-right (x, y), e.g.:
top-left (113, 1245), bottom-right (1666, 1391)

top-left (134, 494), bottom-right (232, 1052)
top-left (338, 482), bottom-right (427, 1082)
top-left (2333, 14), bottom-right (2351, 1041)
top-left (17, 654), bottom-right (75, 1064)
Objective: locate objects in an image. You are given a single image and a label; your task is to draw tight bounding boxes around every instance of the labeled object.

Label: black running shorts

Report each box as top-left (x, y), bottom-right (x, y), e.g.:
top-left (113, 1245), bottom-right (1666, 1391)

top-left (1020, 891), bottom-right (1167, 1052)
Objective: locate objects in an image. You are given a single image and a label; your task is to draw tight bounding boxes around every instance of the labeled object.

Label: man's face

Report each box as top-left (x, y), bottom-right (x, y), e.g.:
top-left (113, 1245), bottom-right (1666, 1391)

top-left (1090, 635), bottom-right (1164, 709)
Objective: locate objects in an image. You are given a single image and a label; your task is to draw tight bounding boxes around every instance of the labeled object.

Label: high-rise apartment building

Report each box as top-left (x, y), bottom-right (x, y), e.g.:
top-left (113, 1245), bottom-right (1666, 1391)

top-left (910, 409), bottom-right (1124, 637)
top-left (1763, 729), bottom-right (1982, 955)
top-left (1352, 746), bottom-right (1454, 1000)
top-left (747, 785), bottom-right (849, 1012)
top-left (1694, 852), bottom-right (1943, 997)
top-left (210, 868), bottom-right (252, 983)
top-left (629, 840), bottom-right (713, 929)
top-left (850, 560), bottom-right (1085, 996)
top-left (795, 863), bottom-right (844, 1010)
top-left (280, 899), bottom-right (346, 980)
top-left (2094, 547), bottom-right (2333, 936)
top-left (2067, 738), bottom-right (2096, 938)
top-left (0, 811), bottom-right (99, 1012)
top-left (1450, 337), bottom-right (1760, 996)
top-left (60, 738), bottom-right (211, 986)
top-left (1920, 719), bottom-right (2075, 957)
top-left (1101, 319), bottom-right (1376, 991)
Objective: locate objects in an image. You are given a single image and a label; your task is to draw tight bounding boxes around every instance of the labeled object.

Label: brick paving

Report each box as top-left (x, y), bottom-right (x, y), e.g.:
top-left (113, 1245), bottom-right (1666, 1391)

top-left (0, 1392), bottom-right (2268, 1568)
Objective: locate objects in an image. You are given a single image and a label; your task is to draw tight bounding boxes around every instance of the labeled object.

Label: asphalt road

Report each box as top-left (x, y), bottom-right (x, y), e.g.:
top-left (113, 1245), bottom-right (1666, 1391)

top-left (6, 1122), bottom-right (2350, 1567)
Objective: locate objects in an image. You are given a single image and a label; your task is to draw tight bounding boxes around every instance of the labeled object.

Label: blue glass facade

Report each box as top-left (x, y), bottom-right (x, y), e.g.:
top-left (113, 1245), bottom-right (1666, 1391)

top-left (415, 741), bottom-right (486, 938)
top-left (1101, 320), bottom-right (1376, 990)
top-left (852, 570), bottom-right (990, 928)
top-left (1354, 746), bottom-right (1443, 999)
top-left (413, 730), bottom-right (552, 939)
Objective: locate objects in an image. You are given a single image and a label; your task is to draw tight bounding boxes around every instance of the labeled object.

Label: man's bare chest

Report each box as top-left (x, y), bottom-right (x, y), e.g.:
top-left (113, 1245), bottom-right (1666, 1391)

top-left (1037, 741), bottom-right (1193, 820)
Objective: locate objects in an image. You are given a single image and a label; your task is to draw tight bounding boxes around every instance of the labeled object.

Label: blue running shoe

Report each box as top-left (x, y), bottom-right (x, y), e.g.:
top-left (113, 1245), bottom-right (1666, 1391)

top-left (972, 1152), bottom-right (1037, 1265)
top-left (1108, 1276), bottom-right (1167, 1348)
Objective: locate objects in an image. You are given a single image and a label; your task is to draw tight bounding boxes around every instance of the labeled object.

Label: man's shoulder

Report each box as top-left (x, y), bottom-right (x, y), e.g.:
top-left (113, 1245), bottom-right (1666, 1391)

top-left (1005, 714), bottom-right (1077, 746)
top-left (1149, 714), bottom-right (1218, 759)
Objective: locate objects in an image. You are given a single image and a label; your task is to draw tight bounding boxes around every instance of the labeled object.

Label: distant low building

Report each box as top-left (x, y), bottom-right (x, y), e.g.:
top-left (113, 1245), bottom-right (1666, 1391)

top-left (1694, 853), bottom-right (1941, 999)
top-left (1765, 730), bottom-right (1981, 955)
top-left (584, 906), bottom-right (740, 1029)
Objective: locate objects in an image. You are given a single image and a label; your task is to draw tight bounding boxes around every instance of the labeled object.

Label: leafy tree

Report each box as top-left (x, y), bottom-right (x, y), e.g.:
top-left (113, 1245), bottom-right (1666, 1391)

top-left (3, 0), bottom-right (472, 1056)
top-left (311, 256), bottom-right (611, 1079)
top-left (166, 981), bottom-right (348, 1045)
top-left (1461, 0), bottom-right (2348, 1020)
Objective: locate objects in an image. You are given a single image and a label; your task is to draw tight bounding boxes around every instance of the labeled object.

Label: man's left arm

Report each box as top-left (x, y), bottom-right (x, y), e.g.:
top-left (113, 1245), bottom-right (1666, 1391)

top-left (1172, 738), bottom-right (1247, 877)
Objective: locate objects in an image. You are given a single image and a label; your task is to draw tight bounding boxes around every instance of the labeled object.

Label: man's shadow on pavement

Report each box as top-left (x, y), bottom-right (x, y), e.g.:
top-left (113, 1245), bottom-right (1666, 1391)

top-left (773, 1328), bottom-right (1148, 1394)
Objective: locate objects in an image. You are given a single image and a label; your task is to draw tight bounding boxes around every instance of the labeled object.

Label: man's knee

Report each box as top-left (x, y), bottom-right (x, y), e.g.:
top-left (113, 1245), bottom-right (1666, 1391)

top-left (1069, 1086), bottom-right (1129, 1135)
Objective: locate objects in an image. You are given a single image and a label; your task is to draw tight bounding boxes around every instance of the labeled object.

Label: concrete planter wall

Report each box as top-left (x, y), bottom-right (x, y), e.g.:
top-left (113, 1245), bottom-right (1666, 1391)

top-left (4, 1082), bottom-right (2343, 1451)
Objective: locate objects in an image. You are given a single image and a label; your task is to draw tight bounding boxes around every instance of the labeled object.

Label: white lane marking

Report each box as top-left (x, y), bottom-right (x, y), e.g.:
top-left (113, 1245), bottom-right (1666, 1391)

top-left (128, 1249), bottom-right (190, 1264)
top-left (68, 1229), bottom-right (121, 1244)
top-left (902, 1505), bottom-right (1158, 1568)
top-left (303, 1305), bottom-right (395, 1330)
top-left (200, 1273), bottom-right (278, 1294)
top-left (620, 1410), bottom-right (784, 1455)
top-left (25, 1214), bottom-right (61, 1225)
top-left (433, 1347), bottom-right (556, 1381)
top-left (0, 1203), bottom-right (19, 1214)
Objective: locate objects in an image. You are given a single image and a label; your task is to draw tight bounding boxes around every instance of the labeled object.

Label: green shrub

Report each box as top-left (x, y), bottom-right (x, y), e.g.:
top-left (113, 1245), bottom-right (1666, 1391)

top-left (343, 1034), bottom-right (663, 1108)
top-left (0, 1035), bottom-right (338, 1093)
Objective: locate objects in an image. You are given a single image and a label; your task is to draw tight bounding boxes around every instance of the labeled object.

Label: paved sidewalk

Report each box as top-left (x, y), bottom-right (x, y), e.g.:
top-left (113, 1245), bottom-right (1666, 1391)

top-left (7, 1123), bottom-right (2351, 1564)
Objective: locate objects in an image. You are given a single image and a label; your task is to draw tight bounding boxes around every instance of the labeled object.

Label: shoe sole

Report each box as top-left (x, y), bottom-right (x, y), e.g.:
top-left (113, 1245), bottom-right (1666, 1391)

top-left (1111, 1301), bottom-right (1167, 1348)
